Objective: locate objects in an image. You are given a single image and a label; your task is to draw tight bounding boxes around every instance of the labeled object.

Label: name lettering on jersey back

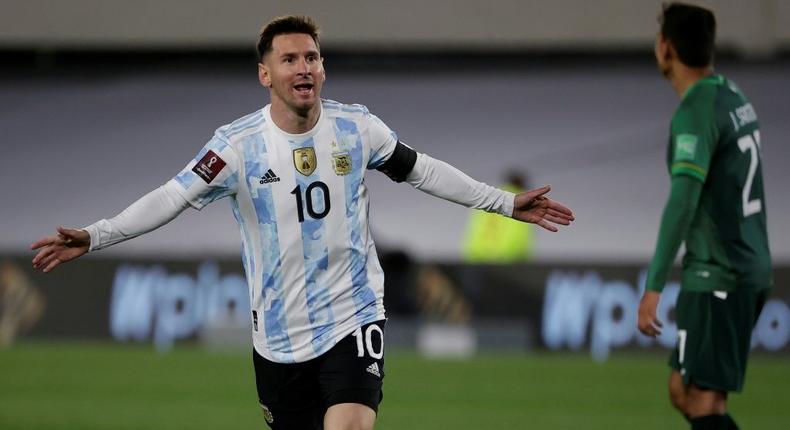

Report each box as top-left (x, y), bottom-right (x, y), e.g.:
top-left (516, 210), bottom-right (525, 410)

top-left (729, 103), bottom-right (757, 131)
top-left (192, 150), bottom-right (227, 184)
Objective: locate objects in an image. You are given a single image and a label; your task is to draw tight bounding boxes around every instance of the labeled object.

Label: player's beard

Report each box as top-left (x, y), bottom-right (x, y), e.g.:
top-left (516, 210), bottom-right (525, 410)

top-left (271, 82), bottom-right (319, 119)
top-left (657, 53), bottom-right (673, 80)
top-left (660, 62), bottom-right (672, 79)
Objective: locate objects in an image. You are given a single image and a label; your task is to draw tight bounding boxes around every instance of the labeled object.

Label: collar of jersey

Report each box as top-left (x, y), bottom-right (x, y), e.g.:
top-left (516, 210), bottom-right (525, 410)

top-left (682, 74), bottom-right (724, 100)
top-left (263, 102), bottom-right (325, 139)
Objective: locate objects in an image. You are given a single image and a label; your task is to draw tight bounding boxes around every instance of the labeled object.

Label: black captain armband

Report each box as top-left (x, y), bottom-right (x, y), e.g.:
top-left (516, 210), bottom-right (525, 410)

top-left (376, 142), bottom-right (417, 183)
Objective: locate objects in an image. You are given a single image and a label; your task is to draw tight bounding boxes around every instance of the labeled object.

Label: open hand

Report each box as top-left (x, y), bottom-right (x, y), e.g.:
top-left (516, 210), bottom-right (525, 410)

top-left (31, 226), bottom-right (91, 273)
top-left (511, 185), bottom-right (575, 232)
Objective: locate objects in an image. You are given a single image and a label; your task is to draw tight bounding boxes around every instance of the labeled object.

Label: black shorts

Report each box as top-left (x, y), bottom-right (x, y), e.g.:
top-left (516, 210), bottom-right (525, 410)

top-left (669, 288), bottom-right (769, 392)
top-left (253, 320), bottom-right (386, 430)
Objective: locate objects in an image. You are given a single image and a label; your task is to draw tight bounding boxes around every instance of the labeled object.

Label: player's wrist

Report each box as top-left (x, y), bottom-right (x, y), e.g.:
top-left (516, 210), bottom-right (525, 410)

top-left (644, 268), bottom-right (667, 293)
top-left (81, 223), bottom-right (102, 252)
top-left (502, 191), bottom-right (516, 217)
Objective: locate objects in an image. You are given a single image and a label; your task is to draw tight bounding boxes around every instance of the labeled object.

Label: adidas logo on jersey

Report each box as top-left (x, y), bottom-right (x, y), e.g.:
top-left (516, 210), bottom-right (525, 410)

top-left (366, 362), bottom-right (381, 378)
top-left (259, 169), bottom-right (281, 184)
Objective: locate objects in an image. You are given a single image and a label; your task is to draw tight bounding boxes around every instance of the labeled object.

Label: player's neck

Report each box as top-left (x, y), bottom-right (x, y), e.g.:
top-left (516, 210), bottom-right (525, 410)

top-left (670, 64), bottom-right (714, 98)
top-left (269, 102), bottom-right (321, 134)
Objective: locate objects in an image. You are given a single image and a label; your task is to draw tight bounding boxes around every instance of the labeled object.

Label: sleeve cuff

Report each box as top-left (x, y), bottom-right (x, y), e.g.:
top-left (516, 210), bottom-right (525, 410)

top-left (82, 221), bottom-right (106, 252)
top-left (500, 192), bottom-right (516, 217)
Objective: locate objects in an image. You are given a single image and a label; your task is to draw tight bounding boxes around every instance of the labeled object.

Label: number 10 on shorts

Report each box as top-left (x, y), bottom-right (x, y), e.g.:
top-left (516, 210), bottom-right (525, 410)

top-left (352, 324), bottom-right (384, 359)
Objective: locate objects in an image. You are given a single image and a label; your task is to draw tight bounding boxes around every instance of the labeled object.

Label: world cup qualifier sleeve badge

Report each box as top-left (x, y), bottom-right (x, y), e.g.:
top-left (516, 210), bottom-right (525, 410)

top-left (192, 150), bottom-right (226, 183)
top-left (332, 151), bottom-right (352, 175)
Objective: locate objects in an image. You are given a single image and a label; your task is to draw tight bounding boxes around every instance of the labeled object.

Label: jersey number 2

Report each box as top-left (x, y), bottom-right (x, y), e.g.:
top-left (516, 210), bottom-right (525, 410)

top-left (737, 131), bottom-right (762, 218)
top-left (291, 181), bottom-right (331, 222)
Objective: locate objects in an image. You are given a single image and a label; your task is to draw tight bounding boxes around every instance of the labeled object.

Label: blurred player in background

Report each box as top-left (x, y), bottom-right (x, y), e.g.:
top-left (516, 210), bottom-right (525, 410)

top-left (30, 15), bottom-right (574, 430)
top-left (462, 169), bottom-right (535, 263)
top-left (638, 4), bottom-right (771, 430)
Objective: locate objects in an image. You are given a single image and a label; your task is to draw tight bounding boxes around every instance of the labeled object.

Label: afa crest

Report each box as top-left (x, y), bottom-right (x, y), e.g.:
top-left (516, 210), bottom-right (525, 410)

top-left (293, 147), bottom-right (317, 176)
top-left (332, 152), bottom-right (352, 175)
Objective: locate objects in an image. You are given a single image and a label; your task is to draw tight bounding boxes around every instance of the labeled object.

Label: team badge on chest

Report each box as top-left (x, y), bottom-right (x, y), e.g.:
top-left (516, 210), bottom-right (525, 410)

top-left (332, 152), bottom-right (352, 175)
top-left (293, 147), bottom-right (317, 176)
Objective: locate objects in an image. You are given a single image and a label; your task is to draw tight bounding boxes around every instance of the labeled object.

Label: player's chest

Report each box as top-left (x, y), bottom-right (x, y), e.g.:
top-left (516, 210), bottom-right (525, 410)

top-left (242, 130), bottom-right (368, 217)
top-left (249, 129), bottom-right (365, 177)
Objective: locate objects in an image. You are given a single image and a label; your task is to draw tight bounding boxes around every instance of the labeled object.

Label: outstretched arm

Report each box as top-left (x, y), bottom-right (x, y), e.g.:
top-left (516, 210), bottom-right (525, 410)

top-left (30, 180), bottom-right (190, 273)
top-left (375, 143), bottom-right (574, 231)
top-left (406, 153), bottom-right (573, 230)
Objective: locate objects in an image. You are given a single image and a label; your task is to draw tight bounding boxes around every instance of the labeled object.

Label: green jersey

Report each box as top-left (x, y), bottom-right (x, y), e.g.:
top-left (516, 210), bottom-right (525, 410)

top-left (667, 74), bottom-right (771, 291)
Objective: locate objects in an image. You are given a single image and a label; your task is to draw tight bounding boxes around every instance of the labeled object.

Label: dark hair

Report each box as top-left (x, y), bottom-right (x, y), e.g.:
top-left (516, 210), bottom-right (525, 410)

top-left (504, 169), bottom-right (527, 189)
top-left (256, 15), bottom-right (320, 63)
top-left (659, 2), bottom-right (716, 67)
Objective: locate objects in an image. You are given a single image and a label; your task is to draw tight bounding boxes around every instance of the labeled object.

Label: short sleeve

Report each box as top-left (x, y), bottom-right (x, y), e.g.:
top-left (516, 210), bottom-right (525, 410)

top-left (366, 113), bottom-right (399, 169)
top-left (669, 103), bottom-right (716, 183)
top-left (171, 134), bottom-right (240, 209)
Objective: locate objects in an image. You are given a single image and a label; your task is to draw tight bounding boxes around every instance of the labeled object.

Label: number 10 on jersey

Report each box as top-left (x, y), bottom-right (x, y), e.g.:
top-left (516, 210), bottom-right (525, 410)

top-left (291, 181), bottom-right (331, 222)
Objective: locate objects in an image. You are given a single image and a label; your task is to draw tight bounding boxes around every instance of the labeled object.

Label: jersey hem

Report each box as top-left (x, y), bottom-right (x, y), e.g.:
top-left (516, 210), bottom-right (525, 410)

top-left (252, 311), bottom-right (387, 364)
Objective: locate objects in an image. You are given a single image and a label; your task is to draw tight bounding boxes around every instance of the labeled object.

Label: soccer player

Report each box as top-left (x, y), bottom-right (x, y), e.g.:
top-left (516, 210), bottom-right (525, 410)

top-left (637, 4), bottom-right (771, 430)
top-left (30, 15), bottom-right (574, 430)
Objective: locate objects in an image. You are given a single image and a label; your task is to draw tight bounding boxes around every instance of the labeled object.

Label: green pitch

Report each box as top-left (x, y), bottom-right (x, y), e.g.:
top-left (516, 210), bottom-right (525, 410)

top-left (1, 343), bottom-right (787, 429)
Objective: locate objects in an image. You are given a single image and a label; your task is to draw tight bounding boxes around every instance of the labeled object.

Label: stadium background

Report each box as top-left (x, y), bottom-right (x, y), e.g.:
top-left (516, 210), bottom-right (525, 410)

top-left (1, 1), bottom-right (789, 428)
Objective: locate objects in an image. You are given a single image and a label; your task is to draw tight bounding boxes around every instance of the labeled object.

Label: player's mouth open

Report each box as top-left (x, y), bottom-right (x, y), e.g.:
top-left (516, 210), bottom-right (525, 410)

top-left (294, 83), bottom-right (314, 95)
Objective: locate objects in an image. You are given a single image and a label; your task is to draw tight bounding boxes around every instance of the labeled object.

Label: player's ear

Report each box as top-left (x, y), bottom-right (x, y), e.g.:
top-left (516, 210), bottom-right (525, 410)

top-left (663, 38), bottom-right (676, 63)
top-left (654, 34), bottom-right (667, 61)
top-left (258, 62), bottom-right (272, 88)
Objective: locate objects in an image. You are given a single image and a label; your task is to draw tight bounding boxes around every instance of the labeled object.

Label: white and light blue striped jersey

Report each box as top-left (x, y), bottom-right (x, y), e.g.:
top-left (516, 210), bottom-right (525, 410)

top-left (169, 99), bottom-right (397, 363)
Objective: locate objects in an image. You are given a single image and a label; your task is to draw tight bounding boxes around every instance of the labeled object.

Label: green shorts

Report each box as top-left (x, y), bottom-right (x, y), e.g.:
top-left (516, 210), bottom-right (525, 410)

top-left (669, 288), bottom-right (769, 392)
